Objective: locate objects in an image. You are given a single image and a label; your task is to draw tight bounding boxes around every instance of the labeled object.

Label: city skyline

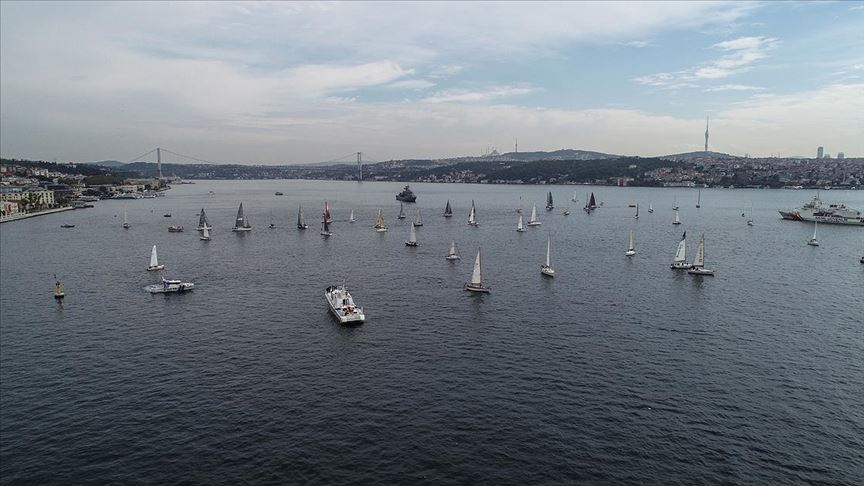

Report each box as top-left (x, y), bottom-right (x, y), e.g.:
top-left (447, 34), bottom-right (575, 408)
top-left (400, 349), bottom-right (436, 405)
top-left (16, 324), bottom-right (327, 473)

top-left (1, 1), bottom-right (863, 164)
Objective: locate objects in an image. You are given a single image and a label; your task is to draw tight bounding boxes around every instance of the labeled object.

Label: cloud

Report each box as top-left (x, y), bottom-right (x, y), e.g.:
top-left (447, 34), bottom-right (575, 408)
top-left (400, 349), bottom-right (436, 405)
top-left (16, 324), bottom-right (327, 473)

top-left (420, 86), bottom-right (536, 104)
top-left (386, 79), bottom-right (437, 90)
top-left (635, 35), bottom-right (779, 87)
top-left (622, 40), bottom-right (651, 48)
top-left (704, 84), bottom-right (766, 92)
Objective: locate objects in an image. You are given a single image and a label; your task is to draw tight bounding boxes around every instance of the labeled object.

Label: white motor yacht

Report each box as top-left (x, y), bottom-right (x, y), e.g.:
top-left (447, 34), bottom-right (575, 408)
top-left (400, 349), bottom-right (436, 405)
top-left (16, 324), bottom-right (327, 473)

top-left (325, 283), bottom-right (365, 324)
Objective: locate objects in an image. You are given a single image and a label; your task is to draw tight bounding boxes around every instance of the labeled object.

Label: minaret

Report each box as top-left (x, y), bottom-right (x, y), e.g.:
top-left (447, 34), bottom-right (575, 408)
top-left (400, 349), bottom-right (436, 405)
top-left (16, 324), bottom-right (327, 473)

top-left (704, 115), bottom-right (709, 153)
top-left (515, 137), bottom-right (518, 153)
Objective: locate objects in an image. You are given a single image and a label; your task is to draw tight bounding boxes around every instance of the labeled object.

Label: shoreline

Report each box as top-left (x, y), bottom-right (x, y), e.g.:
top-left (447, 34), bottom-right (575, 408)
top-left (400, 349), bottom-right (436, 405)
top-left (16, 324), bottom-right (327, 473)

top-left (0, 206), bottom-right (75, 224)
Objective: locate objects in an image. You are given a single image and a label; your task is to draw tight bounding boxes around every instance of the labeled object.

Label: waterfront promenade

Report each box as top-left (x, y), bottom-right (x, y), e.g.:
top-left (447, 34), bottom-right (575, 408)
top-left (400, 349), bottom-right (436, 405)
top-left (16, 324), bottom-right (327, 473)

top-left (0, 206), bottom-right (74, 224)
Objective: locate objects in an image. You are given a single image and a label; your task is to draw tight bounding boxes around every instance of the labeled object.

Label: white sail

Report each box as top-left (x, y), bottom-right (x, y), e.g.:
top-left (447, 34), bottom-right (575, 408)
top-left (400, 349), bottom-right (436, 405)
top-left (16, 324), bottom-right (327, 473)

top-left (449, 240), bottom-right (458, 256)
top-left (202, 226), bottom-right (210, 239)
top-left (517, 215), bottom-right (524, 231)
top-left (545, 237), bottom-right (551, 267)
top-left (674, 210), bottom-right (681, 224)
top-left (674, 235), bottom-right (687, 263)
top-left (468, 202), bottom-right (476, 225)
top-left (349, 209), bottom-right (355, 222)
top-left (470, 249), bottom-right (483, 285)
top-left (628, 230), bottom-right (635, 251)
top-left (530, 204), bottom-right (538, 223)
top-left (124, 210), bottom-right (128, 224)
top-left (374, 208), bottom-right (386, 229)
top-left (398, 203), bottom-right (405, 219)
top-left (415, 209), bottom-right (422, 225)
top-left (150, 245), bottom-right (159, 267)
top-left (812, 221), bottom-right (818, 240)
top-left (693, 235), bottom-right (705, 268)
top-left (408, 223), bottom-right (417, 243)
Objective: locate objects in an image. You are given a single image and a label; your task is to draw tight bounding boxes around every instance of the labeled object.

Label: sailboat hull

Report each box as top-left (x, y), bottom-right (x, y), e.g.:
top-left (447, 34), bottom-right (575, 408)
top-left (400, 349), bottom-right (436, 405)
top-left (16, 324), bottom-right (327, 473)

top-left (147, 265), bottom-right (165, 271)
top-left (670, 262), bottom-right (692, 270)
top-left (541, 267), bottom-right (555, 277)
top-left (405, 241), bottom-right (418, 247)
top-left (687, 268), bottom-right (715, 276)
top-left (526, 222), bottom-right (542, 226)
top-left (464, 283), bottom-right (490, 293)
top-left (232, 227), bottom-right (252, 232)
top-left (445, 255), bottom-right (460, 261)
top-left (625, 250), bottom-right (636, 256)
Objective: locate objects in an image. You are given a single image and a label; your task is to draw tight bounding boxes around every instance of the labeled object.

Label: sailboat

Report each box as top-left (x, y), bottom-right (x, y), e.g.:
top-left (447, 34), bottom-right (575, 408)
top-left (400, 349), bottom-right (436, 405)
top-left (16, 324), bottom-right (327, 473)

top-left (468, 200), bottom-right (479, 226)
top-left (200, 225), bottom-right (211, 241)
top-left (297, 205), bottom-right (309, 230)
top-left (527, 204), bottom-right (542, 226)
top-left (571, 191), bottom-right (578, 203)
top-left (584, 192), bottom-right (597, 213)
top-left (747, 205), bottom-right (754, 226)
top-left (634, 203), bottom-right (639, 220)
top-left (414, 209), bottom-right (423, 227)
top-left (374, 208), bottom-right (387, 232)
top-left (397, 203), bottom-right (406, 219)
top-left (321, 203), bottom-right (332, 237)
top-left (808, 221), bottom-right (819, 246)
top-left (147, 245), bottom-right (165, 271)
top-left (648, 202), bottom-right (654, 213)
top-left (349, 209), bottom-right (355, 223)
top-left (405, 222), bottom-right (418, 246)
top-left (443, 200), bottom-right (453, 218)
top-left (670, 232), bottom-right (691, 269)
top-left (324, 201), bottom-right (332, 223)
top-left (696, 189), bottom-right (701, 209)
top-left (516, 215), bottom-right (527, 232)
top-left (687, 234), bottom-right (715, 275)
top-left (562, 207), bottom-right (571, 216)
top-left (625, 230), bottom-right (636, 256)
top-left (672, 196), bottom-right (679, 211)
top-left (54, 275), bottom-right (65, 299)
top-left (541, 236), bottom-right (555, 277)
top-left (122, 210), bottom-right (130, 229)
top-left (464, 248), bottom-right (490, 293)
top-left (445, 240), bottom-right (461, 261)
top-left (197, 208), bottom-right (211, 231)
top-left (516, 195), bottom-right (523, 214)
top-left (672, 209), bottom-right (682, 225)
top-left (268, 209), bottom-right (275, 229)
top-left (545, 191), bottom-right (554, 211)
top-left (231, 203), bottom-right (252, 232)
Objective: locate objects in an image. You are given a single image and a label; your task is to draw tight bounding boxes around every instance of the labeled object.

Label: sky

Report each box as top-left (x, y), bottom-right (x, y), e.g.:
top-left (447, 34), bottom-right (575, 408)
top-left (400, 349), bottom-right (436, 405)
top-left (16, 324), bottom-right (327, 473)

top-left (1, 1), bottom-right (863, 164)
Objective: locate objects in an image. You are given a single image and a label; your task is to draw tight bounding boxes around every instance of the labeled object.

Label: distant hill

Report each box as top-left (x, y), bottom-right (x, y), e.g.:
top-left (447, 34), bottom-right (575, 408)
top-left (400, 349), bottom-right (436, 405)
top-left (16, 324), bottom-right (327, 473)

top-left (499, 149), bottom-right (619, 161)
top-left (660, 151), bottom-right (737, 161)
top-left (85, 160), bottom-right (128, 168)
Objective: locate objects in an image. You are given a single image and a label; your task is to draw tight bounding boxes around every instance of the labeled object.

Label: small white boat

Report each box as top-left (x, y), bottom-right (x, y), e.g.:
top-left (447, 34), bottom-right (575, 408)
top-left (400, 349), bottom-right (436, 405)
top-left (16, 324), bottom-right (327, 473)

top-left (145, 276), bottom-right (194, 294)
top-left (562, 208), bottom-right (570, 216)
top-left (374, 208), bottom-right (387, 232)
top-left (297, 205), bottom-right (309, 230)
top-left (414, 209), bottom-right (423, 227)
top-left (397, 203), bottom-right (406, 220)
top-left (147, 245), bottom-right (165, 271)
top-left (670, 232), bottom-right (692, 270)
top-left (405, 222), bottom-right (418, 247)
top-left (747, 205), bottom-right (754, 226)
top-left (672, 209), bottom-right (682, 225)
top-left (625, 230), bottom-right (636, 256)
top-left (516, 215), bottom-right (527, 233)
top-left (445, 240), bottom-right (461, 261)
top-left (349, 209), bottom-right (355, 223)
top-left (464, 248), bottom-right (490, 293)
top-left (325, 283), bottom-right (365, 324)
top-left (122, 210), bottom-right (130, 229)
top-left (200, 226), bottom-right (211, 241)
top-left (468, 200), bottom-right (479, 226)
top-left (687, 234), bottom-right (715, 276)
top-left (807, 221), bottom-right (819, 246)
top-left (527, 204), bottom-right (542, 226)
top-left (232, 202), bottom-right (252, 232)
top-left (648, 203), bottom-right (654, 213)
top-left (541, 236), bottom-right (555, 277)
top-left (168, 225), bottom-right (184, 232)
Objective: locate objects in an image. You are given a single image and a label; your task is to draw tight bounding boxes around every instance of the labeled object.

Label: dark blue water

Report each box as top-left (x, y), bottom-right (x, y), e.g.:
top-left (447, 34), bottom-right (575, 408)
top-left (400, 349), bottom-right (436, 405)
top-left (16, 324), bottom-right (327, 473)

top-left (2, 181), bottom-right (863, 484)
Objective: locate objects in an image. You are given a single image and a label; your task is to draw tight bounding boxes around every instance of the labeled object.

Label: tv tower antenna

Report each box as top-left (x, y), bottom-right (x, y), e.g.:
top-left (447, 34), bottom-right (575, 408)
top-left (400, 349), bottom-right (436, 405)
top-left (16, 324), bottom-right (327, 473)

top-left (704, 115), bottom-right (710, 153)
